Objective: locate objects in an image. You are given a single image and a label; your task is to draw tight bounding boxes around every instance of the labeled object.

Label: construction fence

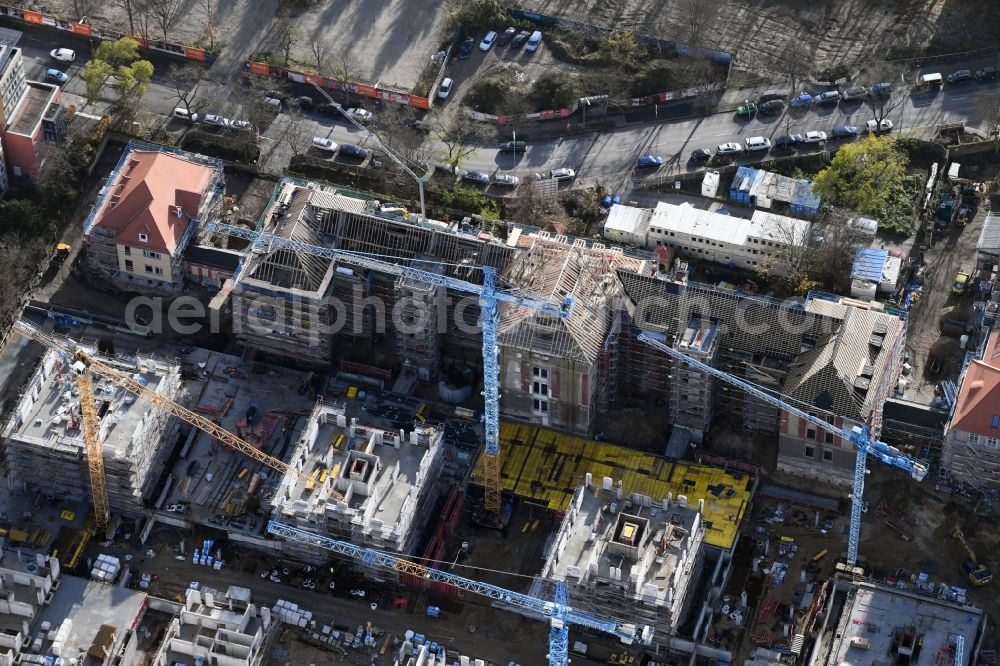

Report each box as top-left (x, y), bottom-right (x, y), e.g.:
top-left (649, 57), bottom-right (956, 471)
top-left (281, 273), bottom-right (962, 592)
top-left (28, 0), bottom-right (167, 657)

top-left (0, 4), bottom-right (214, 62)
top-left (246, 61), bottom-right (430, 111)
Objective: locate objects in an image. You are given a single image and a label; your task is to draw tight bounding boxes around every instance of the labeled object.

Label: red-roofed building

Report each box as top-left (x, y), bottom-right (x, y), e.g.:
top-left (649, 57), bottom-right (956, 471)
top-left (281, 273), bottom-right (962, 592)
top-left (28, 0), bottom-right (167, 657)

top-left (942, 327), bottom-right (1000, 488)
top-left (85, 143), bottom-right (224, 291)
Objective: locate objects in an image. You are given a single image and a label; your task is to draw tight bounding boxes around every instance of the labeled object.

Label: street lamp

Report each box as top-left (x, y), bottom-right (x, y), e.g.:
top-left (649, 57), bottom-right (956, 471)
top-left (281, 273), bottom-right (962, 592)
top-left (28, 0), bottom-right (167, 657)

top-left (309, 82), bottom-right (429, 222)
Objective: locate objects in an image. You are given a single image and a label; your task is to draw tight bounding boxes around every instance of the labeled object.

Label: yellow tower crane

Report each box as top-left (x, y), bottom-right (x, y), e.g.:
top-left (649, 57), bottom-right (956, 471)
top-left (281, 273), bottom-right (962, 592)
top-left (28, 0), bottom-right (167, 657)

top-left (13, 320), bottom-right (340, 530)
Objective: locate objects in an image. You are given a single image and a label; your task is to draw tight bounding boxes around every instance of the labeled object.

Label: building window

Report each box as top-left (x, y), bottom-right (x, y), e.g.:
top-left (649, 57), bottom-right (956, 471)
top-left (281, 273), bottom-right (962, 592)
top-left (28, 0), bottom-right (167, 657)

top-left (142, 249), bottom-right (161, 259)
top-left (969, 433), bottom-right (980, 445)
top-left (992, 415), bottom-right (1000, 429)
top-left (987, 437), bottom-right (998, 448)
top-left (804, 445), bottom-right (815, 458)
top-left (806, 427), bottom-right (816, 440)
top-left (532, 367), bottom-right (548, 379)
top-left (532, 398), bottom-right (548, 414)
top-left (532, 381), bottom-right (548, 397)
top-left (144, 265), bottom-right (163, 276)
top-left (824, 432), bottom-right (834, 444)
top-left (823, 449), bottom-right (833, 462)
top-left (138, 233), bottom-right (148, 242)
top-left (124, 259), bottom-right (134, 272)
top-left (124, 246), bottom-right (131, 256)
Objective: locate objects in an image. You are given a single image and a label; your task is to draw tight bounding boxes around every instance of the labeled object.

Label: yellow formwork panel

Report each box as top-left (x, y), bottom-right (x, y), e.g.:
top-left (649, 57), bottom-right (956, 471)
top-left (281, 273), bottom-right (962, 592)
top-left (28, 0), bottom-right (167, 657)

top-left (473, 422), bottom-right (753, 549)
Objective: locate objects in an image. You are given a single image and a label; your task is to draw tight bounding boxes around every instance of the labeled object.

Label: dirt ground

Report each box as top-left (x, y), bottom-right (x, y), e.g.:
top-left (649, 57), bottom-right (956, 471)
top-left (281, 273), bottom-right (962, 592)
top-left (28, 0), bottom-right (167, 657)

top-left (903, 199), bottom-right (990, 403)
top-left (513, 0), bottom-right (1000, 77)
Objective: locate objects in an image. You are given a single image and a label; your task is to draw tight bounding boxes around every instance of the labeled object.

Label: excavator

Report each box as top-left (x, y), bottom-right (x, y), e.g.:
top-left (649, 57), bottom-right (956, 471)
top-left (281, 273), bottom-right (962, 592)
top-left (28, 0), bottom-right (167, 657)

top-left (952, 527), bottom-right (993, 586)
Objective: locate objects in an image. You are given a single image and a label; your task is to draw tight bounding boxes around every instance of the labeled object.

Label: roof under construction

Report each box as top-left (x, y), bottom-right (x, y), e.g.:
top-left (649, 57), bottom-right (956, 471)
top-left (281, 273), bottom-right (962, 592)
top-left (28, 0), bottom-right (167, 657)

top-left (498, 233), bottom-right (649, 363)
top-left (781, 307), bottom-right (903, 420)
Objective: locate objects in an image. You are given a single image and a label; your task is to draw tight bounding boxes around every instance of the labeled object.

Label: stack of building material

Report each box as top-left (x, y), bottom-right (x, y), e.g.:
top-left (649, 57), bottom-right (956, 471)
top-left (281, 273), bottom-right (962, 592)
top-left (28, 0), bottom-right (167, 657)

top-left (272, 599), bottom-right (311, 628)
top-left (90, 554), bottom-right (120, 582)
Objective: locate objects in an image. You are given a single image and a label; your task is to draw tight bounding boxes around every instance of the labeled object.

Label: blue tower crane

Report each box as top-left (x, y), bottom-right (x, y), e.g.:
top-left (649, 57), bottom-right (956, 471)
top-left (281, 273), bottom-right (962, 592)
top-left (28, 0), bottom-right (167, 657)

top-left (636, 331), bottom-right (928, 567)
top-left (208, 221), bottom-right (572, 517)
top-left (266, 521), bottom-right (652, 666)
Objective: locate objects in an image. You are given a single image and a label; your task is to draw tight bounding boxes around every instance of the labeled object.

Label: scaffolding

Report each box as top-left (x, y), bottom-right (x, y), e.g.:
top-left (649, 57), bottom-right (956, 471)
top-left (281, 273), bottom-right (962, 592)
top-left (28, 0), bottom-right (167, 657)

top-left (395, 258), bottom-right (445, 380)
top-left (669, 317), bottom-right (720, 434)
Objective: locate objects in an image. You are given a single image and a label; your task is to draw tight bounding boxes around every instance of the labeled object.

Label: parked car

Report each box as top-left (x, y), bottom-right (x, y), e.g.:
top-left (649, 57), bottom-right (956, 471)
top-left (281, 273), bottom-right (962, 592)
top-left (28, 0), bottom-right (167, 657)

top-left (716, 142), bottom-right (742, 155)
top-left (493, 174), bottom-right (520, 187)
top-left (172, 106), bottom-right (199, 122)
top-left (803, 130), bottom-right (827, 143)
top-left (204, 114), bottom-right (230, 128)
top-left (499, 140), bottom-right (526, 153)
top-left (265, 90), bottom-right (287, 101)
top-left (230, 120), bottom-right (253, 132)
top-left (312, 137), bottom-right (338, 152)
top-left (50, 48), bottom-right (75, 62)
top-left (744, 136), bottom-right (771, 151)
top-left (463, 170), bottom-right (490, 185)
top-left (263, 96), bottom-right (282, 109)
top-left (637, 155), bottom-right (664, 167)
top-left (814, 90), bottom-right (841, 105)
top-left (499, 27), bottom-right (516, 44)
top-left (316, 102), bottom-right (341, 116)
top-left (735, 100), bottom-right (757, 118)
top-left (525, 31), bottom-right (543, 53)
top-left (458, 38), bottom-right (475, 59)
top-left (294, 96), bottom-right (314, 109)
top-left (789, 92), bottom-right (813, 108)
top-left (350, 589), bottom-right (366, 598)
top-left (758, 99), bottom-right (785, 114)
top-left (757, 91), bottom-right (788, 104)
top-left (437, 78), bottom-right (453, 99)
top-left (405, 118), bottom-right (430, 132)
top-left (339, 144), bottom-right (368, 159)
top-left (45, 68), bottom-right (69, 84)
top-left (345, 107), bottom-right (373, 122)
top-left (865, 118), bottom-right (893, 133)
top-left (550, 167), bottom-right (575, 181)
top-left (774, 134), bottom-right (804, 150)
top-left (975, 66), bottom-right (998, 82)
top-left (841, 85), bottom-right (868, 100)
top-left (511, 30), bottom-right (531, 49)
top-left (689, 147), bottom-right (712, 162)
top-left (831, 125), bottom-right (858, 139)
top-left (480, 31), bottom-right (497, 51)
top-left (870, 82), bottom-right (893, 96)
top-left (947, 69), bottom-right (973, 84)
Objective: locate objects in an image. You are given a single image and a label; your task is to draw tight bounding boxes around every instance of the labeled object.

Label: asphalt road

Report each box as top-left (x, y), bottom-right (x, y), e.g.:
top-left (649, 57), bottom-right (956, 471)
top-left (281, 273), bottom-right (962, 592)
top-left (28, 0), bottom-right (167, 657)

top-left (8, 18), bottom-right (1000, 195)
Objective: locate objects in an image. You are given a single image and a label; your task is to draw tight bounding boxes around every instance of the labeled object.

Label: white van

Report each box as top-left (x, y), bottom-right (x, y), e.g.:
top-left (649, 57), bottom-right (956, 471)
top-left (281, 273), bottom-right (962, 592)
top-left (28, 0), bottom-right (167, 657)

top-left (917, 72), bottom-right (943, 88)
top-left (525, 31), bottom-right (543, 53)
top-left (744, 136), bottom-right (771, 151)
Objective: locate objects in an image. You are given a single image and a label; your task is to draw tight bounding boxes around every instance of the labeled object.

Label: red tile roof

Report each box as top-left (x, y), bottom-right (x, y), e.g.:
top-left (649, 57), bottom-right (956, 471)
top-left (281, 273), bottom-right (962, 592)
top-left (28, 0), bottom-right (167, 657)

top-left (951, 328), bottom-right (1000, 435)
top-left (91, 149), bottom-right (214, 254)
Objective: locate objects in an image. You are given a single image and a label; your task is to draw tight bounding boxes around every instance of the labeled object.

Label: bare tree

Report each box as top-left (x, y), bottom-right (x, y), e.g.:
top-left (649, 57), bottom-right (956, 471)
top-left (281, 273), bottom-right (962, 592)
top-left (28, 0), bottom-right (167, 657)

top-left (69, 0), bottom-right (102, 21)
top-left (148, 0), bottom-right (185, 40)
top-left (855, 63), bottom-right (911, 132)
top-left (497, 90), bottom-right (530, 134)
top-left (331, 46), bottom-right (359, 103)
top-left (976, 90), bottom-right (1000, 152)
top-left (199, 0), bottom-right (221, 51)
top-left (758, 221), bottom-right (862, 295)
top-left (371, 103), bottom-right (434, 169)
top-left (774, 42), bottom-right (813, 137)
top-left (273, 13), bottom-right (300, 67)
top-left (280, 111), bottom-right (312, 157)
top-left (679, 0), bottom-right (717, 56)
top-left (430, 115), bottom-right (485, 170)
top-left (113, 0), bottom-right (142, 35)
top-left (166, 63), bottom-right (206, 121)
top-left (506, 176), bottom-right (565, 227)
top-left (309, 37), bottom-right (333, 76)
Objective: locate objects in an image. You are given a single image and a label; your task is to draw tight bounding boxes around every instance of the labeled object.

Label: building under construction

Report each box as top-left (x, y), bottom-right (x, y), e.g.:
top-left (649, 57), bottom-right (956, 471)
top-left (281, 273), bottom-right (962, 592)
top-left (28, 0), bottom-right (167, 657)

top-left (269, 399), bottom-right (447, 564)
top-left (2, 345), bottom-right (181, 516)
top-left (218, 178), bottom-right (906, 480)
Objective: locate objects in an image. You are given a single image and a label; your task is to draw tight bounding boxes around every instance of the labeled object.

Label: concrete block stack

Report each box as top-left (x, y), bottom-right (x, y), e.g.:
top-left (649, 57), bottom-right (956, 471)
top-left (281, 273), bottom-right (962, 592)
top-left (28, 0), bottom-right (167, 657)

top-left (272, 599), bottom-right (312, 628)
top-left (90, 554), bottom-right (121, 582)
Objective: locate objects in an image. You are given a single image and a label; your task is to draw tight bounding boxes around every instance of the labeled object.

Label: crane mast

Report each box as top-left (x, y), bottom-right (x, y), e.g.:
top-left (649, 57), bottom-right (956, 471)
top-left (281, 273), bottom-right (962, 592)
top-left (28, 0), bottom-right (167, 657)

top-left (637, 331), bottom-right (927, 566)
top-left (207, 221), bottom-right (572, 516)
